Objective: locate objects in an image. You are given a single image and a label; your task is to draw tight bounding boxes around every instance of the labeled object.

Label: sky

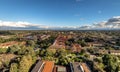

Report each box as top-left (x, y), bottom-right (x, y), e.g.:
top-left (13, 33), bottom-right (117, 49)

top-left (0, 0), bottom-right (120, 27)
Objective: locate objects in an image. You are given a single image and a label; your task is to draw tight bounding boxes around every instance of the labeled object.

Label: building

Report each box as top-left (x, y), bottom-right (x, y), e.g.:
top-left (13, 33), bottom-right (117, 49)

top-left (42, 61), bottom-right (54, 72)
top-left (70, 62), bottom-right (83, 72)
top-left (70, 62), bottom-right (91, 72)
top-left (87, 42), bottom-right (103, 48)
top-left (53, 65), bottom-right (67, 72)
top-left (109, 50), bottom-right (120, 55)
top-left (31, 60), bottom-right (54, 72)
top-left (51, 35), bottom-right (68, 49)
top-left (31, 60), bottom-right (45, 72)
top-left (0, 41), bottom-right (25, 48)
top-left (71, 43), bottom-right (82, 52)
top-left (81, 63), bottom-right (91, 72)
top-left (96, 50), bottom-right (120, 55)
top-left (95, 49), bottom-right (108, 54)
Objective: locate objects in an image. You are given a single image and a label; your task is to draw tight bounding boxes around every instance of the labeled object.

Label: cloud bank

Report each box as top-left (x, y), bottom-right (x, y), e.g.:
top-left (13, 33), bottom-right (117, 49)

top-left (0, 20), bottom-right (49, 30)
top-left (80, 16), bottom-right (120, 30)
top-left (0, 16), bottom-right (120, 30)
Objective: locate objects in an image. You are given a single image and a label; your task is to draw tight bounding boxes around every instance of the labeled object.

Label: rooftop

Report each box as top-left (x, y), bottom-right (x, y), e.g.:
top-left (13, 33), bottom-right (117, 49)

top-left (81, 63), bottom-right (91, 72)
top-left (42, 61), bottom-right (54, 72)
top-left (70, 62), bottom-right (82, 72)
top-left (31, 60), bottom-right (45, 72)
top-left (56, 65), bottom-right (66, 72)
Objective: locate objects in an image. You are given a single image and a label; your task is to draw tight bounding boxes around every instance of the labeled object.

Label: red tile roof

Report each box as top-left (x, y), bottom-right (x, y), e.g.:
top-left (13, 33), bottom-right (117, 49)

top-left (42, 61), bottom-right (54, 72)
top-left (0, 41), bottom-right (26, 48)
top-left (72, 44), bottom-right (82, 52)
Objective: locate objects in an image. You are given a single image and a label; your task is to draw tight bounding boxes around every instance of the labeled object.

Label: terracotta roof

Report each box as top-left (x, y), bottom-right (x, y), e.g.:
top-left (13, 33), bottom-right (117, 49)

top-left (72, 44), bottom-right (81, 52)
top-left (42, 61), bottom-right (54, 72)
top-left (52, 35), bottom-right (68, 49)
top-left (0, 41), bottom-right (25, 48)
top-left (0, 41), bottom-right (18, 47)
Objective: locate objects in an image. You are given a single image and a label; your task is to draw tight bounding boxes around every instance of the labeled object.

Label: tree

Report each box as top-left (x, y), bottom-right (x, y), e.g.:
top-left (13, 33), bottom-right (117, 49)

top-left (76, 40), bottom-right (87, 47)
top-left (18, 55), bottom-right (32, 72)
top-left (7, 45), bottom-right (20, 54)
top-left (26, 47), bottom-right (37, 63)
top-left (115, 65), bottom-right (120, 72)
top-left (26, 40), bottom-right (35, 47)
top-left (3, 60), bottom-right (10, 68)
top-left (56, 49), bottom-right (73, 66)
top-left (0, 61), bottom-right (2, 68)
top-left (84, 54), bottom-right (90, 59)
top-left (102, 54), bottom-right (111, 65)
top-left (102, 54), bottom-right (119, 72)
top-left (45, 49), bottom-right (56, 57)
top-left (94, 58), bottom-right (102, 63)
top-left (80, 49), bottom-right (86, 55)
top-left (56, 49), bottom-right (67, 57)
top-left (0, 48), bottom-right (8, 54)
top-left (59, 56), bottom-right (68, 66)
top-left (17, 46), bottom-right (26, 55)
top-left (39, 49), bottom-right (46, 57)
top-left (10, 63), bottom-right (18, 72)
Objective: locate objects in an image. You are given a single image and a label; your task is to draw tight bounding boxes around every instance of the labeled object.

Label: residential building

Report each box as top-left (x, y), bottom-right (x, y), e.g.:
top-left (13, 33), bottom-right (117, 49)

top-left (70, 62), bottom-right (91, 72)
top-left (31, 60), bottom-right (45, 72)
top-left (0, 41), bottom-right (25, 48)
top-left (109, 50), bottom-right (120, 55)
top-left (53, 65), bottom-right (67, 72)
top-left (42, 61), bottom-right (54, 72)
top-left (71, 43), bottom-right (82, 52)
top-left (87, 42), bottom-right (103, 48)
top-left (81, 63), bottom-right (91, 72)
top-left (51, 35), bottom-right (68, 49)
top-left (70, 62), bottom-right (83, 72)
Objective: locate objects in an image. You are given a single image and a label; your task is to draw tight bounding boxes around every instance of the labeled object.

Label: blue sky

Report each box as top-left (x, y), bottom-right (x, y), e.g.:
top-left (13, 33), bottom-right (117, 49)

top-left (0, 0), bottom-right (120, 27)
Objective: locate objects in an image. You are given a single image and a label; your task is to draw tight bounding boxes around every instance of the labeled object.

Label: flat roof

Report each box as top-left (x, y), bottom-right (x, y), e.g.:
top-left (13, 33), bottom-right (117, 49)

top-left (57, 66), bottom-right (66, 72)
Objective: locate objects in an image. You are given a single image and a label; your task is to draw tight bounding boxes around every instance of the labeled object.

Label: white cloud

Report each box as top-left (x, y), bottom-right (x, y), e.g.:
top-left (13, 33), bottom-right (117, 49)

top-left (0, 16), bottom-right (120, 30)
top-left (113, 16), bottom-right (120, 18)
top-left (0, 20), bottom-right (31, 27)
top-left (80, 16), bottom-right (120, 29)
top-left (0, 20), bottom-right (49, 29)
